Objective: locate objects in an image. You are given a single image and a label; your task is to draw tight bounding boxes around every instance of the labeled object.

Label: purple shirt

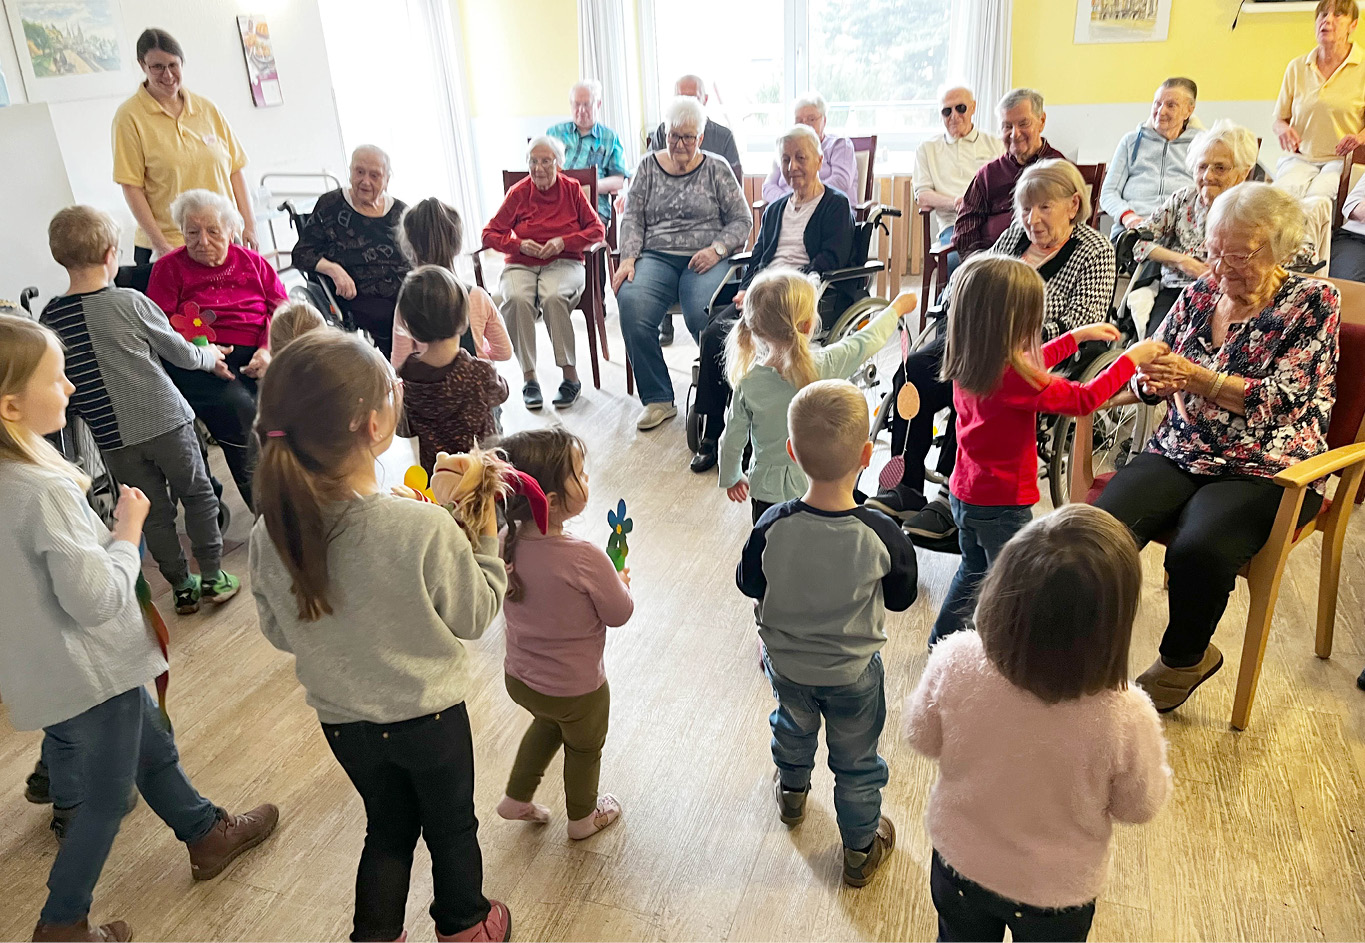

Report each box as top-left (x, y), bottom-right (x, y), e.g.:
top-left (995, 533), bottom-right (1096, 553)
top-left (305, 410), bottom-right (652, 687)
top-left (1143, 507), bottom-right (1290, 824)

top-left (762, 133), bottom-right (859, 203)
top-left (952, 139), bottom-right (1067, 257)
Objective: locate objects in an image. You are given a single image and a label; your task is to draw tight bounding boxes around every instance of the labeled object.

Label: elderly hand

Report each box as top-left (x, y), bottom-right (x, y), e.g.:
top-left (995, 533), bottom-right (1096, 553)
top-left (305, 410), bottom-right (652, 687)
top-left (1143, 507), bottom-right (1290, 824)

top-left (1337, 133), bottom-right (1365, 156)
top-left (1122, 213), bottom-right (1146, 231)
top-left (320, 259), bottom-right (357, 300)
top-left (611, 258), bottom-right (636, 293)
top-left (519, 239), bottom-right (546, 259)
top-left (540, 237), bottom-right (566, 259)
top-left (1137, 351), bottom-right (1196, 394)
top-left (241, 347), bottom-right (272, 379)
top-left (689, 247), bottom-right (721, 275)
top-left (726, 479), bottom-right (749, 503)
top-left (1277, 125), bottom-right (1302, 154)
top-left (1175, 254), bottom-right (1211, 279)
top-left (953, 196), bottom-right (965, 213)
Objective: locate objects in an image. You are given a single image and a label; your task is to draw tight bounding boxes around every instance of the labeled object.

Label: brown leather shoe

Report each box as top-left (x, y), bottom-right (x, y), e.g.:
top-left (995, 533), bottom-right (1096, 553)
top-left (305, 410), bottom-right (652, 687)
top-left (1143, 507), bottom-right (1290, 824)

top-left (1136, 644), bottom-right (1224, 712)
top-left (31, 918), bottom-right (131, 942)
top-left (842, 815), bottom-right (896, 887)
top-left (187, 804), bottom-right (279, 881)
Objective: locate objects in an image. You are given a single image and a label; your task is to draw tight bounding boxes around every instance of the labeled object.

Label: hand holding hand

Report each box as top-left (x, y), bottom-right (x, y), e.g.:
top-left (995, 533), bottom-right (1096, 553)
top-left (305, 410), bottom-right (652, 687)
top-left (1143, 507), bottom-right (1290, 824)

top-left (726, 480), bottom-right (749, 503)
top-left (1136, 351), bottom-right (1192, 389)
top-left (611, 258), bottom-right (636, 293)
top-left (689, 247), bottom-right (720, 274)
top-left (1071, 323), bottom-right (1121, 345)
top-left (241, 347), bottom-right (271, 378)
top-left (1123, 338), bottom-right (1171, 368)
top-left (112, 485), bottom-right (151, 544)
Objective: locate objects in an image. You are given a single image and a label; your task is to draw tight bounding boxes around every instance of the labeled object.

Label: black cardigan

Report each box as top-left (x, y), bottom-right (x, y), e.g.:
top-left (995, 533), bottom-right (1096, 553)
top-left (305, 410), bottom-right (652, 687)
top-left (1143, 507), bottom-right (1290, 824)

top-left (740, 187), bottom-right (858, 307)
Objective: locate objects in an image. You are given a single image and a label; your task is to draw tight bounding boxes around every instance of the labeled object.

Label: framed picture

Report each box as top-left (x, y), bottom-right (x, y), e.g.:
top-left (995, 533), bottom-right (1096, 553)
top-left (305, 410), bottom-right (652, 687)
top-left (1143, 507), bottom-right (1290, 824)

top-left (5, 0), bottom-right (136, 103)
top-left (1075, 0), bottom-right (1173, 44)
top-left (237, 14), bottom-right (282, 108)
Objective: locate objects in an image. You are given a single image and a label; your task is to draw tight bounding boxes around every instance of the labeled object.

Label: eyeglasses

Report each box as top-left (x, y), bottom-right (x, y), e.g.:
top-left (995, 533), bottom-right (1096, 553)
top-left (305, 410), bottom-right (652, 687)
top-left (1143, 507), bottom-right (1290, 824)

top-left (667, 132), bottom-right (698, 145)
top-left (528, 158), bottom-right (557, 168)
top-left (1206, 243), bottom-right (1265, 268)
top-left (941, 103), bottom-right (968, 117)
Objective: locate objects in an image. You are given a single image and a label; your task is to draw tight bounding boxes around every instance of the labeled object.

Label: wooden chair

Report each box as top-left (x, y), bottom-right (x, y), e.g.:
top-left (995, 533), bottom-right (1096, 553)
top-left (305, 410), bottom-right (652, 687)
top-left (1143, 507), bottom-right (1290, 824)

top-left (474, 167), bottom-right (614, 389)
top-left (1067, 275), bottom-right (1365, 730)
top-left (850, 134), bottom-right (879, 219)
top-left (1334, 144), bottom-right (1365, 230)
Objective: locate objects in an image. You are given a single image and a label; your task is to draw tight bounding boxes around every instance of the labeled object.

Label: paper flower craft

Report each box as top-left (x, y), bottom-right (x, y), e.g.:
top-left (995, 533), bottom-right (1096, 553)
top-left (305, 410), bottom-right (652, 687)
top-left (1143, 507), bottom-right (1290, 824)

top-left (606, 499), bottom-right (632, 572)
top-left (400, 465), bottom-right (436, 502)
top-left (170, 302), bottom-right (217, 346)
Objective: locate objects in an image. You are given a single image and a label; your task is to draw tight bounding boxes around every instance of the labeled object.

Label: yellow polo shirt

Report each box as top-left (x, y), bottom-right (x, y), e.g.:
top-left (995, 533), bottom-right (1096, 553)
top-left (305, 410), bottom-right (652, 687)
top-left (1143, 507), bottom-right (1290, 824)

top-left (1275, 42), bottom-right (1365, 162)
top-left (112, 85), bottom-right (248, 249)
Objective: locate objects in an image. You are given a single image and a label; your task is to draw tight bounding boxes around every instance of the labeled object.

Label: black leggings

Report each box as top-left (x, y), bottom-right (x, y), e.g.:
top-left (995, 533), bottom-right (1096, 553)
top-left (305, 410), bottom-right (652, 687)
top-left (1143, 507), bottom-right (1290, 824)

top-left (931, 850), bottom-right (1094, 942)
top-left (887, 332), bottom-right (955, 493)
top-left (164, 344), bottom-right (258, 512)
top-left (1094, 452), bottom-right (1322, 667)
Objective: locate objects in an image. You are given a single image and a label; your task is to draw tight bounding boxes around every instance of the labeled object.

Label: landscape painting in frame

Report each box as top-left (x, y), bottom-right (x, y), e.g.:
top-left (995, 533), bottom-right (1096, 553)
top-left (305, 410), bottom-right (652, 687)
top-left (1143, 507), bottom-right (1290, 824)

top-left (1074, 0), bottom-right (1172, 44)
top-left (6, 0), bottom-right (136, 103)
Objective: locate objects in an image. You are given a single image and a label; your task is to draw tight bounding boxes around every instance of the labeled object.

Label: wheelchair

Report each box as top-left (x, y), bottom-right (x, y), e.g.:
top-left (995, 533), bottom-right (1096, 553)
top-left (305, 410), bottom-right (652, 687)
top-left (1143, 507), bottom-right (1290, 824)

top-left (276, 199), bottom-right (355, 333)
top-left (681, 204), bottom-right (903, 452)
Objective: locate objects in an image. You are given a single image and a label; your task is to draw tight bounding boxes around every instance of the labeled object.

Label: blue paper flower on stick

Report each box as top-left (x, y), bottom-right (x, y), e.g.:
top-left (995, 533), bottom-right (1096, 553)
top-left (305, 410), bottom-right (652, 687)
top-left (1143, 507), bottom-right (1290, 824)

top-left (606, 499), bottom-right (632, 572)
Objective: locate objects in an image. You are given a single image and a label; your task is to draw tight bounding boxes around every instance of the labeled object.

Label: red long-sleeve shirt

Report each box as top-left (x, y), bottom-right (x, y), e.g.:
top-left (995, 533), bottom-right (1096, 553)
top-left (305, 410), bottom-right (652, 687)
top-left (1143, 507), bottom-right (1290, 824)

top-left (949, 334), bottom-right (1137, 507)
top-left (481, 172), bottom-right (606, 268)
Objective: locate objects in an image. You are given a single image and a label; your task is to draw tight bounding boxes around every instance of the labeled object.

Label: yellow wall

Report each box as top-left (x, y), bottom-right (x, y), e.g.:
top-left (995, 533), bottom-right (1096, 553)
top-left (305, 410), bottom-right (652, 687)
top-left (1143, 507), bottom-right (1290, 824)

top-left (1012, 0), bottom-right (1311, 104)
top-left (456, 0), bottom-right (579, 117)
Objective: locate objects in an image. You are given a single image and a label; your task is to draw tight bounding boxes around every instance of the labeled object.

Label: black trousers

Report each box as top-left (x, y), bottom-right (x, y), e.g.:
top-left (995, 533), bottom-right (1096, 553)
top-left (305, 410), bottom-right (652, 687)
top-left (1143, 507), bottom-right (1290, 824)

top-left (931, 850), bottom-right (1095, 942)
top-left (323, 704), bottom-right (491, 942)
top-left (751, 497), bottom-right (774, 524)
top-left (1094, 452), bottom-right (1322, 667)
top-left (888, 332), bottom-right (955, 493)
top-left (1146, 284), bottom-right (1182, 338)
top-left (163, 344), bottom-right (258, 512)
top-left (346, 294), bottom-right (397, 361)
top-left (1330, 228), bottom-right (1365, 282)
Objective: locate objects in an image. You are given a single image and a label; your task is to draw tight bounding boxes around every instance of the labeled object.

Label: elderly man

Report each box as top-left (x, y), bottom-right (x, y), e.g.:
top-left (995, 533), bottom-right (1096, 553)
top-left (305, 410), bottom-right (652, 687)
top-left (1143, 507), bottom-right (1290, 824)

top-left (761, 92), bottom-right (858, 202)
top-left (913, 85), bottom-right (1004, 254)
top-left (648, 74), bottom-right (743, 181)
top-left (547, 79), bottom-right (629, 222)
top-left (952, 87), bottom-right (1065, 258)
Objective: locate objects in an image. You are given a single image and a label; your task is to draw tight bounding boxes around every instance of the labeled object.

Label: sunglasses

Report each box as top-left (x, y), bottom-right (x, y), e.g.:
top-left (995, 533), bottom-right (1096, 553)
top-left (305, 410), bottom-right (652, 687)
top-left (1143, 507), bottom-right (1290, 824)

top-left (941, 103), bottom-right (968, 117)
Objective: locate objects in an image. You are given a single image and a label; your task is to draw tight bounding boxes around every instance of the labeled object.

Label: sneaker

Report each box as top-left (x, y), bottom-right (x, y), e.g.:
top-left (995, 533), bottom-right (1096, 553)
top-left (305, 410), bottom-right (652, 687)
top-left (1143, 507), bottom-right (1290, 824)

top-left (50, 805), bottom-right (76, 843)
top-left (689, 438), bottom-right (718, 474)
top-left (1136, 644), bottom-right (1224, 713)
top-left (773, 770), bottom-right (807, 826)
top-left (552, 379), bottom-right (582, 408)
top-left (864, 483), bottom-right (927, 521)
top-left (437, 899), bottom-right (511, 942)
top-left (904, 497), bottom-right (957, 550)
top-left (201, 571), bottom-right (240, 606)
top-left (25, 760), bottom-right (51, 804)
top-left (31, 918), bottom-right (131, 942)
top-left (187, 803), bottom-right (279, 881)
top-left (659, 317), bottom-right (675, 347)
top-left (842, 815), bottom-right (896, 888)
top-left (567, 793), bottom-right (622, 839)
top-left (522, 380), bottom-right (543, 410)
top-left (174, 575), bottom-right (202, 615)
top-left (636, 402), bottom-right (677, 431)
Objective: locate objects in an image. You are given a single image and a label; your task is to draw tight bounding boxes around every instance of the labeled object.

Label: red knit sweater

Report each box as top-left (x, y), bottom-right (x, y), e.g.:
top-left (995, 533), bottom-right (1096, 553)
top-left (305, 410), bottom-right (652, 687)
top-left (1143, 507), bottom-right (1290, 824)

top-left (481, 173), bottom-right (606, 268)
top-left (146, 245), bottom-right (286, 348)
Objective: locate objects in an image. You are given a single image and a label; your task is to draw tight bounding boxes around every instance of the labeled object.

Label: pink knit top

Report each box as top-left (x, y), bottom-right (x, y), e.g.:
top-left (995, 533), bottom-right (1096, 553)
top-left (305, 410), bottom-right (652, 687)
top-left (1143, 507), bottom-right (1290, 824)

top-left (904, 631), bottom-right (1172, 908)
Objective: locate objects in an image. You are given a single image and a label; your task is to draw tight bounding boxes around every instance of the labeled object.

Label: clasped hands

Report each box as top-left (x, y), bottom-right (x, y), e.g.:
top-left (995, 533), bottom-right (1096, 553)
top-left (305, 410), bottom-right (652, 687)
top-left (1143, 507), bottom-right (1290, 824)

top-left (1135, 351), bottom-right (1195, 398)
top-left (518, 237), bottom-right (566, 260)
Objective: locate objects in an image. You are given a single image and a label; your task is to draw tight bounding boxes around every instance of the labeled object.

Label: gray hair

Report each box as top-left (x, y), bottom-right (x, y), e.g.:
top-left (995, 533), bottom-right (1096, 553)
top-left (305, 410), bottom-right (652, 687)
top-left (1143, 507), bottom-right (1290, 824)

top-left (527, 134), bottom-right (565, 165)
top-left (170, 188), bottom-right (243, 236)
top-left (1186, 119), bottom-right (1259, 175)
top-left (793, 91), bottom-right (827, 118)
top-left (1206, 182), bottom-right (1307, 265)
top-left (351, 144), bottom-right (392, 176)
top-left (777, 123), bottom-right (823, 157)
top-left (1014, 158), bottom-right (1090, 227)
top-left (999, 87), bottom-right (1044, 117)
top-left (673, 73), bottom-right (706, 98)
top-left (570, 79), bottom-right (601, 102)
top-left (664, 95), bottom-right (706, 133)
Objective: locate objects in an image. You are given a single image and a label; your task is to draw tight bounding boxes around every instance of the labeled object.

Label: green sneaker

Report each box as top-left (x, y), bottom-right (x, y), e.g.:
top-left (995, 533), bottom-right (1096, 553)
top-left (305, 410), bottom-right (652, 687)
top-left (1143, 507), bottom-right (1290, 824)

top-left (202, 571), bottom-right (241, 605)
top-left (174, 575), bottom-right (202, 615)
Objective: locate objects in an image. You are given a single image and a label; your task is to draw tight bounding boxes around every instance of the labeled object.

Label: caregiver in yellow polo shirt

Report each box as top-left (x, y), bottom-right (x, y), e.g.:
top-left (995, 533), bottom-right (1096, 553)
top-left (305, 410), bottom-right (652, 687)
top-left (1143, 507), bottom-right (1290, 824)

top-left (113, 28), bottom-right (257, 264)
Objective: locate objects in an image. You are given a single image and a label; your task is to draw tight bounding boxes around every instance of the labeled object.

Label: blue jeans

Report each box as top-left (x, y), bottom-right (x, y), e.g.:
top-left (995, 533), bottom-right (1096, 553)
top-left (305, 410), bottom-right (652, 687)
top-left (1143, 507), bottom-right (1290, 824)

top-left (764, 651), bottom-right (888, 851)
top-left (40, 687), bottom-right (220, 925)
top-left (937, 223), bottom-right (961, 280)
top-left (930, 496), bottom-right (1034, 645)
top-left (617, 250), bottom-right (731, 405)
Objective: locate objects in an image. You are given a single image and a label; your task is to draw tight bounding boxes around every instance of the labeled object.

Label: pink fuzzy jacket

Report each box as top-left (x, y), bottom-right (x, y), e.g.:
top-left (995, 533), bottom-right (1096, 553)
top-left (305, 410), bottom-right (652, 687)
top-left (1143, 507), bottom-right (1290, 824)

top-left (904, 630), bottom-right (1172, 909)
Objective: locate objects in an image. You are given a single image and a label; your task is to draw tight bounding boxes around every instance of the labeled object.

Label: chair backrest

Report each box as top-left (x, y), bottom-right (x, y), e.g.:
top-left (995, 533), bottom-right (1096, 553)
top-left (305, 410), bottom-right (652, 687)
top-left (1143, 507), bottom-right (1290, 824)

top-left (850, 135), bottom-right (878, 203)
top-left (1323, 276), bottom-right (1365, 451)
top-left (1334, 145), bottom-right (1365, 230)
top-left (502, 166), bottom-right (599, 211)
top-left (1075, 162), bottom-right (1106, 229)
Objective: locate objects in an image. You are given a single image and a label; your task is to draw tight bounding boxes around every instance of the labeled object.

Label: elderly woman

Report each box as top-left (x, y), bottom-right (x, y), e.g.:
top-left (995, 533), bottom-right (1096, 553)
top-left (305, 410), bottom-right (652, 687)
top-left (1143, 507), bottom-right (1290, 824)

top-left (1100, 77), bottom-right (1200, 237)
top-left (147, 189), bottom-right (287, 509)
top-left (1272, 0), bottom-right (1365, 200)
top-left (870, 159), bottom-right (1115, 542)
top-left (761, 93), bottom-right (858, 203)
top-left (113, 29), bottom-right (256, 263)
top-left (291, 145), bottom-right (409, 359)
top-left (688, 124), bottom-right (856, 472)
top-left (482, 136), bottom-right (605, 409)
top-left (1095, 183), bottom-right (1340, 712)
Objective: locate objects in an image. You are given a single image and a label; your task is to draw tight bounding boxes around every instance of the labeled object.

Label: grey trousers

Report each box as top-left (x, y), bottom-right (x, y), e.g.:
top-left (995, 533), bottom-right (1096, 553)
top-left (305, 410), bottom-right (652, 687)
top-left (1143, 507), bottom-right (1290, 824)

top-left (498, 259), bottom-right (586, 375)
top-left (101, 422), bottom-right (221, 586)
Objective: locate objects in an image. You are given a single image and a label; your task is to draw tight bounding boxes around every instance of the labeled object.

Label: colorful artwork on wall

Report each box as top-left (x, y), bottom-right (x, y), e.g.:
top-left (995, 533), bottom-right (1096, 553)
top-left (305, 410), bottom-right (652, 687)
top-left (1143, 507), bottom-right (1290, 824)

top-left (237, 14), bottom-right (282, 108)
top-left (1074, 0), bottom-right (1173, 44)
top-left (5, 0), bottom-right (134, 102)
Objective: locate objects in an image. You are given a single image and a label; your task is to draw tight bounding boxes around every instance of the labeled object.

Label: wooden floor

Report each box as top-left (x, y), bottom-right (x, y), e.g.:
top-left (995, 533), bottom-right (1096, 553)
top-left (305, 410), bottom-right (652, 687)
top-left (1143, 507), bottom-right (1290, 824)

top-left (3, 314), bottom-right (1365, 942)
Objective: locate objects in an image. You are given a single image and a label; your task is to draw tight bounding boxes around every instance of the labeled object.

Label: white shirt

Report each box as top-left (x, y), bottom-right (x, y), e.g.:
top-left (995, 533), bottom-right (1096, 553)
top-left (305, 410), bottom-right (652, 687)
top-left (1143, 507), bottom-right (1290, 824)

top-left (914, 127), bottom-right (1005, 237)
top-left (771, 191), bottom-right (822, 268)
top-left (1342, 171), bottom-right (1365, 236)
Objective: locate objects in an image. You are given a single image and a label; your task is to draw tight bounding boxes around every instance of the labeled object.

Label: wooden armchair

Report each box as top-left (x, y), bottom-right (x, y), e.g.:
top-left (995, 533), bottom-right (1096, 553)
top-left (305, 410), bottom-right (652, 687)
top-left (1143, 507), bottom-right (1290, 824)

top-left (1334, 143), bottom-right (1365, 230)
top-left (1067, 276), bottom-right (1365, 730)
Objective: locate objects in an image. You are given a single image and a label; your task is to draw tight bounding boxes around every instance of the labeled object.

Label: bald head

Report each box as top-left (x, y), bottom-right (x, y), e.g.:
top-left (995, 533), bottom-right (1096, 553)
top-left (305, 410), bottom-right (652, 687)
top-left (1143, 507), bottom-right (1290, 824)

top-left (939, 86), bottom-right (976, 140)
top-left (674, 74), bottom-right (707, 104)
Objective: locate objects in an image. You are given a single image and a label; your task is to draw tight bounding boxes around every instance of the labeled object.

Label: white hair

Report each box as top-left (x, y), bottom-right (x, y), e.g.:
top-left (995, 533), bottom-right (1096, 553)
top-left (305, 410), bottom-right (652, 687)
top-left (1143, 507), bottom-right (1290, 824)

top-left (777, 123), bottom-right (823, 157)
top-left (999, 87), bottom-right (1044, 117)
top-left (793, 91), bottom-right (827, 118)
top-left (170, 189), bottom-right (243, 237)
top-left (1207, 182), bottom-right (1307, 265)
top-left (664, 96), bottom-right (706, 133)
top-left (351, 144), bottom-right (392, 176)
top-left (937, 83), bottom-right (975, 103)
top-left (571, 79), bottom-right (601, 102)
top-left (1186, 119), bottom-right (1259, 175)
top-left (673, 73), bottom-right (706, 97)
top-left (527, 134), bottom-right (565, 165)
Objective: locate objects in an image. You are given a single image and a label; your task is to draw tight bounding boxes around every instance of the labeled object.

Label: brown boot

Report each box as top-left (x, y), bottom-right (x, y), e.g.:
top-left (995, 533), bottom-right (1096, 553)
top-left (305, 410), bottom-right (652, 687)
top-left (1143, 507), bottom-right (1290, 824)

top-left (842, 815), bottom-right (896, 888)
top-left (1136, 644), bottom-right (1224, 712)
top-left (187, 804), bottom-right (279, 881)
top-left (31, 918), bottom-right (131, 941)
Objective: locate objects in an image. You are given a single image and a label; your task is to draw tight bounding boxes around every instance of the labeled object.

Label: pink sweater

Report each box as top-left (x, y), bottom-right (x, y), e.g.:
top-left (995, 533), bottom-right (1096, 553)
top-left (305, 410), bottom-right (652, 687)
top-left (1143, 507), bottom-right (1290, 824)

top-left (904, 631), bottom-right (1172, 909)
top-left (391, 286), bottom-right (511, 370)
top-left (503, 532), bottom-right (634, 697)
top-left (147, 245), bottom-right (286, 349)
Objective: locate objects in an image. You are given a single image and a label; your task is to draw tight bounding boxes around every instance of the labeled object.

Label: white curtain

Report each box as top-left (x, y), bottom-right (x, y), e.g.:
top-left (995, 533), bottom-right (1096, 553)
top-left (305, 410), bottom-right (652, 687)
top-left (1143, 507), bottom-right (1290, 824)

top-left (415, 0), bottom-right (484, 224)
top-left (579, 0), bottom-right (642, 165)
top-left (947, 0), bottom-right (1013, 115)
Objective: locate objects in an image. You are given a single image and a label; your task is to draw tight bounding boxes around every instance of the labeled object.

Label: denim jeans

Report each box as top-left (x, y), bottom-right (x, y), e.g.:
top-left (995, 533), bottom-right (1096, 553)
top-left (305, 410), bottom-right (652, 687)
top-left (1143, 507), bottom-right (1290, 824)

top-left (763, 651), bottom-right (888, 851)
top-left (41, 730), bottom-right (80, 810)
top-left (930, 496), bottom-right (1034, 645)
top-left (617, 250), bottom-right (731, 405)
top-left (937, 223), bottom-right (962, 280)
top-left (931, 850), bottom-right (1095, 942)
top-left (40, 687), bottom-right (220, 925)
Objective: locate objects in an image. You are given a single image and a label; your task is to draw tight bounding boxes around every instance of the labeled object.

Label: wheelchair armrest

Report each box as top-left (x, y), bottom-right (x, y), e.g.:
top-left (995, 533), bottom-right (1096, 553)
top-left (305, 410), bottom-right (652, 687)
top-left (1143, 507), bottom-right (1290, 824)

top-left (819, 261), bottom-right (885, 284)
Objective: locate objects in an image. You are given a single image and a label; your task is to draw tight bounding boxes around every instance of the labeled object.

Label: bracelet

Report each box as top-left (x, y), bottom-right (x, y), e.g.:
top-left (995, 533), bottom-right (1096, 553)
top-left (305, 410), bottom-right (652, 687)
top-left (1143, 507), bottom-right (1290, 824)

top-left (1207, 371), bottom-right (1228, 402)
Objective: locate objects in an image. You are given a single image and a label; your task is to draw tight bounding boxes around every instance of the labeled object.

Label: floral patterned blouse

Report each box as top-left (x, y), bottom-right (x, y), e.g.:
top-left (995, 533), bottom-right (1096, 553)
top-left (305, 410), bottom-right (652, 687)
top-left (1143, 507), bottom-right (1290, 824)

top-left (1132, 187), bottom-right (1207, 290)
top-left (1147, 273), bottom-right (1340, 490)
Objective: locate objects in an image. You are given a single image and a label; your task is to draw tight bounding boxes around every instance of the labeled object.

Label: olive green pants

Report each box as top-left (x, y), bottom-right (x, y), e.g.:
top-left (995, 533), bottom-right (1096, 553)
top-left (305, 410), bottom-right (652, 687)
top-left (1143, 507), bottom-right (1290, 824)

top-left (503, 674), bottom-right (610, 821)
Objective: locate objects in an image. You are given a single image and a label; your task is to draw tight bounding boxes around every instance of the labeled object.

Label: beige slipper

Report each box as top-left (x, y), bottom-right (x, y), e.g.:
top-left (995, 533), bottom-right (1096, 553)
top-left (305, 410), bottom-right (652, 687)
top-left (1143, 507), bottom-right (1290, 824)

top-left (568, 794), bottom-right (621, 840)
top-left (1135, 644), bottom-right (1223, 712)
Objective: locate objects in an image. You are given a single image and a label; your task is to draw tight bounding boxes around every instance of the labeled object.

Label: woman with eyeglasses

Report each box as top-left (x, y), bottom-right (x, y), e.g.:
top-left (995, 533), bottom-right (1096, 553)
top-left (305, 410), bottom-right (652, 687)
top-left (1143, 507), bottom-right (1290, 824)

top-left (1099, 77), bottom-right (1200, 238)
top-left (611, 96), bottom-right (752, 431)
top-left (760, 92), bottom-right (859, 203)
top-left (1095, 182), bottom-right (1340, 714)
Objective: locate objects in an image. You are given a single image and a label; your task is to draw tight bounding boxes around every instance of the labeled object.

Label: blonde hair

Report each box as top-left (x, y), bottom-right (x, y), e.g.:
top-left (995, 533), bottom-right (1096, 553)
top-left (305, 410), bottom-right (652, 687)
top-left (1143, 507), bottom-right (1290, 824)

top-left (940, 255), bottom-right (1048, 395)
top-left (787, 379), bottom-right (868, 482)
top-left (1014, 158), bottom-right (1090, 228)
top-left (269, 300), bottom-right (328, 351)
top-left (49, 206), bottom-right (120, 269)
top-left (724, 268), bottom-right (819, 389)
top-left (0, 315), bottom-right (89, 490)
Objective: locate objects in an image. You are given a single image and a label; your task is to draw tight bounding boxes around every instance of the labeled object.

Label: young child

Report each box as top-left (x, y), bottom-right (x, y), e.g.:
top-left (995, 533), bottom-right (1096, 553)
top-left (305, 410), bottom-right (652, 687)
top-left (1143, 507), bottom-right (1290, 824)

top-left (737, 379), bottom-right (918, 887)
top-left (493, 428), bottom-right (634, 839)
top-left (268, 298), bottom-right (328, 351)
top-left (0, 315), bottom-right (277, 943)
top-left (905, 504), bottom-right (1172, 942)
top-left (40, 205), bottom-right (240, 615)
top-left (721, 268), bottom-right (916, 522)
top-left (395, 265), bottom-right (510, 473)
top-left (930, 254), bottom-right (1168, 645)
top-left (248, 329), bottom-right (510, 943)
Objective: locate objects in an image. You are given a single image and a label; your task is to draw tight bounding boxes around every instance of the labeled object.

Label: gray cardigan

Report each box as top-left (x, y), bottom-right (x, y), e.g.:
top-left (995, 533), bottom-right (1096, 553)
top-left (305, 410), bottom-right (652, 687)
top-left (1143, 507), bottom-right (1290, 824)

top-left (619, 151), bottom-right (752, 260)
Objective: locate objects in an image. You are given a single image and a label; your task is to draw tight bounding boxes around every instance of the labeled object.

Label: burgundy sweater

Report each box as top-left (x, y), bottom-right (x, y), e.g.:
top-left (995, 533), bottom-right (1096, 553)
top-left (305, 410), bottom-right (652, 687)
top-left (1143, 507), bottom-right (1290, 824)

top-left (952, 141), bottom-right (1067, 257)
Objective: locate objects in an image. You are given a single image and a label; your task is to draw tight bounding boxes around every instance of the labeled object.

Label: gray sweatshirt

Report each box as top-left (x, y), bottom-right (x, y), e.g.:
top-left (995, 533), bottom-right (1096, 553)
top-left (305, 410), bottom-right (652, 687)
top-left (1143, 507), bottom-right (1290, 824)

top-left (249, 493), bottom-right (507, 724)
top-left (619, 151), bottom-right (752, 260)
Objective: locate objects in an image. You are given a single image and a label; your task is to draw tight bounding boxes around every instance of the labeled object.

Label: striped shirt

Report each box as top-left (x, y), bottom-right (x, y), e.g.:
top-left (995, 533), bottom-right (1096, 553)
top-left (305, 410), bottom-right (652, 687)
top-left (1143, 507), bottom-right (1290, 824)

top-left (40, 287), bottom-right (215, 450)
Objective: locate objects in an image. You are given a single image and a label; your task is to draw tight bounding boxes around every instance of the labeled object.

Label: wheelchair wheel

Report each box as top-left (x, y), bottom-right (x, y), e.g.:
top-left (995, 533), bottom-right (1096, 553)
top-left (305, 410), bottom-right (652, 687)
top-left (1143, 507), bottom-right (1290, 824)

top-left (1046, 350), bottom-right (1142, 507)
top-left (826, 297), bottom-right (889, 342)
top-left (217, 499), bottom-right (232, 534)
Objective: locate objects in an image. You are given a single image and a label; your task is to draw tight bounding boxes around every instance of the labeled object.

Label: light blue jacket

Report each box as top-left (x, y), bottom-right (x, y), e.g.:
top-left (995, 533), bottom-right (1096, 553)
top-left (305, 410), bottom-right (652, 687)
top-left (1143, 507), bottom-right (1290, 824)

top-left (1100, 121), bottom-right (1200, 237)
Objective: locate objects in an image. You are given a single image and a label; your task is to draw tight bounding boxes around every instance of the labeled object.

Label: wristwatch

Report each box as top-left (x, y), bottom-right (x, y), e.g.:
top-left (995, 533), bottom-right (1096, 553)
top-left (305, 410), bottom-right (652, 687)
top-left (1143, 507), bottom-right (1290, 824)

top-left (712, 242), bottom-right (726, 258)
